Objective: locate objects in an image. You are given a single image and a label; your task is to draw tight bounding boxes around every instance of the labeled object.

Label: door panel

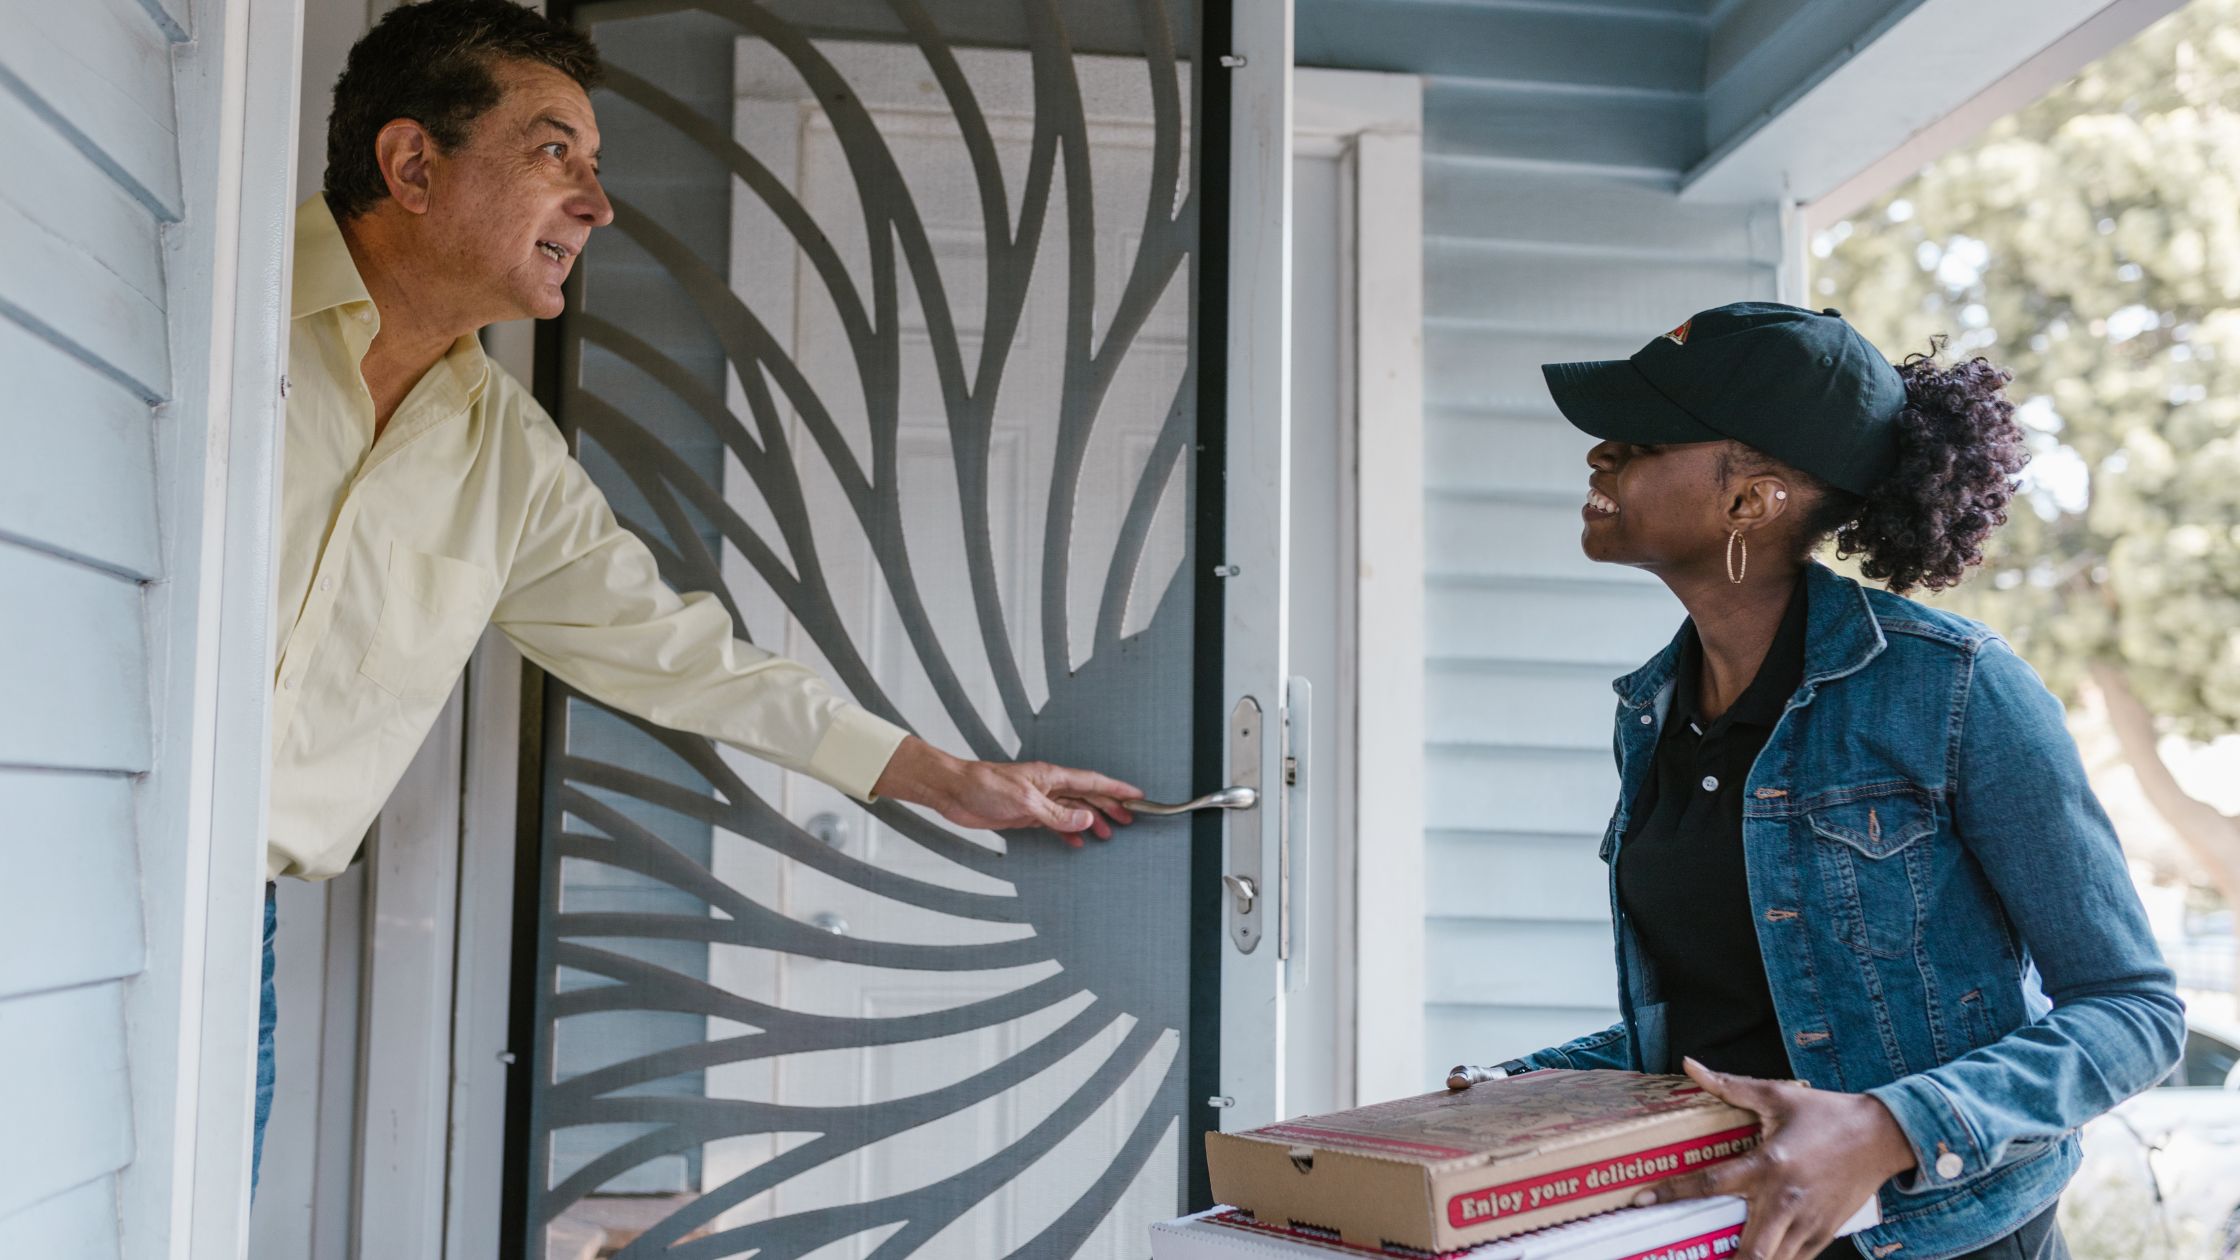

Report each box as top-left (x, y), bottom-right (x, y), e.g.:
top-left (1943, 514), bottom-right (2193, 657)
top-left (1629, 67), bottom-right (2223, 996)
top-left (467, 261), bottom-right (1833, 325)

top-left (516, 5), bottom-right (1224, 1257)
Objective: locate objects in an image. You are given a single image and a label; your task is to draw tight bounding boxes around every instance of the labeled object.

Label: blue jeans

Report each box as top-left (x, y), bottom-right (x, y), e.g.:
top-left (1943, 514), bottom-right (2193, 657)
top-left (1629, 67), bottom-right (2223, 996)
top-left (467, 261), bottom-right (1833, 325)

top-left (254, 884), bottom-right (276, 1197)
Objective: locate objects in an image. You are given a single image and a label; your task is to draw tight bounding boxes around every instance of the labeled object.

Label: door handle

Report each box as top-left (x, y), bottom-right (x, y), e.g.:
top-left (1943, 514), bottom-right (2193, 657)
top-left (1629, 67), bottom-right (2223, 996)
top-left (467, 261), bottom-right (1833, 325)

top-left (1129, 786), bottom-right (1261, 816)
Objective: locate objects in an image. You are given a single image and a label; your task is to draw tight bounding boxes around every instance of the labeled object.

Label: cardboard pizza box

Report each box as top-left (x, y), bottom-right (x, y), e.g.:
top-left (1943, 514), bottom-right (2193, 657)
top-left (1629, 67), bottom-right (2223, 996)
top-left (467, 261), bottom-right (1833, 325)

top-left (1150, 1197), bottom-right (1880, 1260)
top-left (1205, 1071), bottom-right (1784, 1253)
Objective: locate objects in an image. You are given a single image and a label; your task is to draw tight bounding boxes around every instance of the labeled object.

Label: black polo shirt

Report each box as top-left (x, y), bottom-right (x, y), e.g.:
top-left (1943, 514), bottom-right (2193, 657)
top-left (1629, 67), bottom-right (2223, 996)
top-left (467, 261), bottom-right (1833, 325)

top-left (1615, 578), bottom-right (1808, 1082)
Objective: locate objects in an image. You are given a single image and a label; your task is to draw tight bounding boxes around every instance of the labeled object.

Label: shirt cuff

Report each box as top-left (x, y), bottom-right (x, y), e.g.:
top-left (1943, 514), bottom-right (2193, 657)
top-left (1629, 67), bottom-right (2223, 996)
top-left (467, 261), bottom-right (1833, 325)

top-left (808, 704), bottom-right (911, 801)
top-left (1867, 1072), bottom-right (1984, 1194)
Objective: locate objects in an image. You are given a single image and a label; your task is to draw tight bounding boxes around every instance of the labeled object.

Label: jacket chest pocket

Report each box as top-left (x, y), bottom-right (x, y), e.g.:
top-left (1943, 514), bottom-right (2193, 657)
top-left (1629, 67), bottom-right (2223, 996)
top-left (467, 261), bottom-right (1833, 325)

top-left (1803, 783), bottom-right (1937, 960)
top-left (359, 545), bottom-right (497, 703)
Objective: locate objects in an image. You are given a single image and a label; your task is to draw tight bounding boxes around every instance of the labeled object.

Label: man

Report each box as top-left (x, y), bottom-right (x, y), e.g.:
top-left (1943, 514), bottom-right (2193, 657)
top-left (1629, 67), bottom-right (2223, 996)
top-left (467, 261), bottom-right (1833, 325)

top-left (258, 0), bottom-right (1139, 1184)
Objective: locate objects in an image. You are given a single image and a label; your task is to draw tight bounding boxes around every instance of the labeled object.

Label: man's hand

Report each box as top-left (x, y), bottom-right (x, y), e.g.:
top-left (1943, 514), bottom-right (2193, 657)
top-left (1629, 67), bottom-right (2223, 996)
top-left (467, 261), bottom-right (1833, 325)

top-left (871, 735), bottom-right (1142, 848)
top-left (1637, 1058), bottom-right (1914, 1260)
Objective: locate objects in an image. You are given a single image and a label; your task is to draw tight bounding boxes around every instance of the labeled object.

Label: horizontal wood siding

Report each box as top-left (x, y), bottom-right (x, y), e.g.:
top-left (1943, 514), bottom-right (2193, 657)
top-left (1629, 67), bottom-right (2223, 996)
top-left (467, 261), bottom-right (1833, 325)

top-left (1, 1175), bottom-right (125, 1260)
top-left (0, 983), bottom-right (135, 1221)
top-left (1383, 0), bottom-right (1785, 1081)
top-left (0, 0), bottom-right (185, 218)
top-left (0, 319), bottom-right (161, 579)
top-left (0, 768), bottom-right (147, 1001)
top-left (1425, 80), bottom-right (1705, 175)
top-left (0, 0), bottom-right (185, 1242)
top-left (0, 543), bottom-right (152, 772)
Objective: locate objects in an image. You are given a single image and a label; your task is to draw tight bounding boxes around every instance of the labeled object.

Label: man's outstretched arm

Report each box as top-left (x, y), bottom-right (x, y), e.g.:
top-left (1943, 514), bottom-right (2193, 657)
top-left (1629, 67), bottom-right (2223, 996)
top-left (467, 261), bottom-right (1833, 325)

top-left (493, 414), bottom-right (1138, 844)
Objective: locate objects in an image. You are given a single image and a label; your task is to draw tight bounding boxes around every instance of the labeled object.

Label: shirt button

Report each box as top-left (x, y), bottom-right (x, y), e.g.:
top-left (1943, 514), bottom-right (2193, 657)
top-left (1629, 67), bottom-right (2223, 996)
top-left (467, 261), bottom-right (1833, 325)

top-left (1935, 1151), bottom-right (1963, 1180)
top-left (319, 576), bottom-right (333, 592)
top-left (354, 308), bottom-right (373, 324)
top-left (282, 677), bottom-right (295, 691)
top-left (1700, 775), bottom-right (1719, 792)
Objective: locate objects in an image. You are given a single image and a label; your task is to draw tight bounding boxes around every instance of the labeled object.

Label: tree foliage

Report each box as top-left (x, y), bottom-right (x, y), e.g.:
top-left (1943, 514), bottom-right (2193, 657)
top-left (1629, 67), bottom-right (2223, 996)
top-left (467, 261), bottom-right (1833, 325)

top-left (1817, 0), bottom-right (2240, 742)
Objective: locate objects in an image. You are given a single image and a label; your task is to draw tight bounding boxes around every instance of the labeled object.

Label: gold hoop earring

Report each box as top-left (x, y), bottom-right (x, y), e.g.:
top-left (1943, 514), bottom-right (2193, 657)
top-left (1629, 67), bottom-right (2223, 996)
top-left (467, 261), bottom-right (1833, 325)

top-left (1727, 530), bottom-right (1747, 584)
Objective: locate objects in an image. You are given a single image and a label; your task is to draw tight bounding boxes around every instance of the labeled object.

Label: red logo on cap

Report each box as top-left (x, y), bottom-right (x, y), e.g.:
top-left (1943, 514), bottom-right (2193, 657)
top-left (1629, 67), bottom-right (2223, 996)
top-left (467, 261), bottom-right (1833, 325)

top-left (1662, 319), bottom-right (1693, 347)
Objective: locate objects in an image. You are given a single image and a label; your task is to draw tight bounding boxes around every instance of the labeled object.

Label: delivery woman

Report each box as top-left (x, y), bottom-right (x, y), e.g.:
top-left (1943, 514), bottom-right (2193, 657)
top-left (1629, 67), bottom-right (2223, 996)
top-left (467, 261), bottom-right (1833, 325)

top-left (1453, 303), bottom-right (2183, 1260)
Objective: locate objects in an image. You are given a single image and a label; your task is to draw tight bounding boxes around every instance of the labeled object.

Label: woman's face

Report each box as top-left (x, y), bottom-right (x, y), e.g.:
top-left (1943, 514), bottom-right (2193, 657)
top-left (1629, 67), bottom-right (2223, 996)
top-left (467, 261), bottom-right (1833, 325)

top-left (1581, 439), bottom-right (1740, 575)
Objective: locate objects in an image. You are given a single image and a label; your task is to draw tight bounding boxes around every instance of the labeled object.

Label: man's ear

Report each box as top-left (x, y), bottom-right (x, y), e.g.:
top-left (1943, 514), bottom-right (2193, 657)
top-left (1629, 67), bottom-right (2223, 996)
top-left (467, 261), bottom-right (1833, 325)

top-left (373, 119), bottom-right (437, 214)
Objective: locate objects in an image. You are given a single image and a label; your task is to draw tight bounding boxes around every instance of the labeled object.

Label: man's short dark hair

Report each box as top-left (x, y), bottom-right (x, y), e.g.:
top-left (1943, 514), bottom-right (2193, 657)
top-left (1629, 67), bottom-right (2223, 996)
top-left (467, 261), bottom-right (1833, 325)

top-left (324, 0), bottom-right (602, 219)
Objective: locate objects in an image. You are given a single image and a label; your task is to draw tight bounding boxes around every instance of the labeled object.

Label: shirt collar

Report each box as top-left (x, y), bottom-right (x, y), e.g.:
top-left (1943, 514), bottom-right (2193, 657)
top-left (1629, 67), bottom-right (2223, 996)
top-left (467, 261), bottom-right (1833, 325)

top-left (292, 195), bottom-right (373, 321)
top-left (290, 195), bottom-right (491, 410)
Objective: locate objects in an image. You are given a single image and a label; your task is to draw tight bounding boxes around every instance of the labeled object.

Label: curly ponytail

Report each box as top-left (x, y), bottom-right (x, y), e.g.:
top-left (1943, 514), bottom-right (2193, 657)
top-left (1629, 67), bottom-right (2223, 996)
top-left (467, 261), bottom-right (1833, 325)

top-left (1797, 341), bottom-right (2029, 595)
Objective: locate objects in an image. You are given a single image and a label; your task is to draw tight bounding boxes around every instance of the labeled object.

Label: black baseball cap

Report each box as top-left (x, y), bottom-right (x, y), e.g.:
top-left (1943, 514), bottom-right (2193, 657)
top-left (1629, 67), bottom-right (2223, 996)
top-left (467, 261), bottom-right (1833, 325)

top-left (1541, 302), bottom-right (1906, 495)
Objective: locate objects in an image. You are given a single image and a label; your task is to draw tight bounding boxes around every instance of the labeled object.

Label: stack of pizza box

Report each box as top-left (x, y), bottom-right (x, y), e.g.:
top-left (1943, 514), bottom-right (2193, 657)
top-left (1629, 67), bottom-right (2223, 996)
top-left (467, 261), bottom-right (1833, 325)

top-left (1165, 1071), bottom-right (1877, 1259)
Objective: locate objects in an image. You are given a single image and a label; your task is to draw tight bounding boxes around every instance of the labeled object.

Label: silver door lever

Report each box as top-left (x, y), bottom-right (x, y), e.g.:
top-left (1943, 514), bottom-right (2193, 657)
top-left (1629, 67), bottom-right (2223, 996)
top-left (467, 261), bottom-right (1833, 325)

top-left (1127, 786), bottom-right (1260, 816)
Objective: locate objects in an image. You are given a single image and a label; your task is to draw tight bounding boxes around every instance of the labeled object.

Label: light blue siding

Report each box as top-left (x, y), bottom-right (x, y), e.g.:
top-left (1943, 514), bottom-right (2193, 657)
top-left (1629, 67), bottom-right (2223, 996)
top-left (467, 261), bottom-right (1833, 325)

top-left (1425, 918), bottom-right (1619, 1009)
top-left (0, 319), bottom-right (160, 578)
top-left (0, 0), bottom-right (190, 1242)
top-left (1, 1176), bottom-right (125, 1260)
top-left (1426, 662), bottom-right (1619, 751)
top-left (0, 155), bottom-right (172, 398)
top-left (1429, 579), bottom-right (1681, 667)
top-left (1425, 831), bottom-right (1611, 923)
top-left (0, 544), bottom-right (152, 773)
top-left (1426, 745), bottom-right (1622, 835)
top-left (0, 0), bottom-right (185, 218)
top-left (0, 769), bottom-right (147, 1001)
top-left (0, 982), bottom-right (136, 1221)
top-left (1425, 80), bottom-right (1705, 177)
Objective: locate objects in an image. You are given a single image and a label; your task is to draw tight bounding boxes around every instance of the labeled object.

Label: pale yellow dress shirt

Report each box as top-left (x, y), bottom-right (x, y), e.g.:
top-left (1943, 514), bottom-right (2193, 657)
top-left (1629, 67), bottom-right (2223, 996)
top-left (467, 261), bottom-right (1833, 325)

top-left (268, 198), bottom-right (908, 880)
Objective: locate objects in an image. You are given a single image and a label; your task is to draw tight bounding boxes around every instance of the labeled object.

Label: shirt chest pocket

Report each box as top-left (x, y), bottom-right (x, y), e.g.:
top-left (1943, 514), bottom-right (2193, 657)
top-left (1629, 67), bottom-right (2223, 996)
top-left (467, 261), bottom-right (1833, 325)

top-left (1803, 783), bottom-right (1938, 959)
top-left (359, 545), bottom-right (497, 703)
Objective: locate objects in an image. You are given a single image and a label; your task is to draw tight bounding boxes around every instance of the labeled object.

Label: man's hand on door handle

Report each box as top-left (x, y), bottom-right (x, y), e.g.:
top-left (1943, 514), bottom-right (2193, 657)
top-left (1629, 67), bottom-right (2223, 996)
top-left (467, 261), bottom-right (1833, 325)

top-left (872, 735), bottom-right (1142, 848)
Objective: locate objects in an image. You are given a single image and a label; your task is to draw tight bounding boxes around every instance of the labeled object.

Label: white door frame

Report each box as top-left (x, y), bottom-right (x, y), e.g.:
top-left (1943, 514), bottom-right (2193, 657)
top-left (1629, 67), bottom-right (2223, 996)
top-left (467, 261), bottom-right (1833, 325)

top-left (1218, 0), bottom-right (1295, 1129)
top-left (1289, 67), bottom-right (1426, 1114)
top-left (121, 0), bottom-right (303, 1253)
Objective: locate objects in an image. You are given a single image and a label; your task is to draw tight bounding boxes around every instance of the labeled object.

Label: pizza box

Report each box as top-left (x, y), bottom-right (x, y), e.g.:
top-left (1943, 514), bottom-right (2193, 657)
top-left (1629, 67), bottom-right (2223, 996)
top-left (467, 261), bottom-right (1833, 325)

top-left (1151, 1196), bottom-right (1880, 1260)
top-left (1205, 1072), bottom-right (1781, 1253)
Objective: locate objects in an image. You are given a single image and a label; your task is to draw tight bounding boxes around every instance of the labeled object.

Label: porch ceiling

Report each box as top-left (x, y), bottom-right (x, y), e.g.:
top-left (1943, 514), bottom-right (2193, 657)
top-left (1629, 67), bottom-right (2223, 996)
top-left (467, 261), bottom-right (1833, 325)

top-left (1296, 0), bottom-right (2144, 199)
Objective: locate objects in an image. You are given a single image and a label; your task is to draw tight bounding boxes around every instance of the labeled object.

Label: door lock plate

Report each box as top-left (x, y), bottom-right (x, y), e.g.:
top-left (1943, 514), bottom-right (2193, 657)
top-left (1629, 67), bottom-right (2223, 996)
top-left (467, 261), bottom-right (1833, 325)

top-left (1228, 696), bottom-right (1264, 952)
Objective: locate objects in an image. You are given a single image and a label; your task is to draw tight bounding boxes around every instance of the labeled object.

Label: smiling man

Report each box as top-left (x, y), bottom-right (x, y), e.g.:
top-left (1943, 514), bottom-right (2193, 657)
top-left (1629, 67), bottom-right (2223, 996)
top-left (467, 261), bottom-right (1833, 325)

top-left (259, 0), bottom-right (1138, 1186)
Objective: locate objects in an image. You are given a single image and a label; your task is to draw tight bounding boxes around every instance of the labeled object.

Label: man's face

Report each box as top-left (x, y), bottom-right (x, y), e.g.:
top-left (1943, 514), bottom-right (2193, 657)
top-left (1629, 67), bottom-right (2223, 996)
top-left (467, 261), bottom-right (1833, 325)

top-left (422, 59), bottom-right (612, 325)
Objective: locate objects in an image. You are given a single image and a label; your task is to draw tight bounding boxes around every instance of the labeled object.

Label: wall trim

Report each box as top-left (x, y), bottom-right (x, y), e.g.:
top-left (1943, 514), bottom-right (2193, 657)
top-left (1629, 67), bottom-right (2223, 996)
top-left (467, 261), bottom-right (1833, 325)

top-left (1292, 66), bottom-right (1429, 1110)
top-left (120, 0), bottom-right (303, 1252)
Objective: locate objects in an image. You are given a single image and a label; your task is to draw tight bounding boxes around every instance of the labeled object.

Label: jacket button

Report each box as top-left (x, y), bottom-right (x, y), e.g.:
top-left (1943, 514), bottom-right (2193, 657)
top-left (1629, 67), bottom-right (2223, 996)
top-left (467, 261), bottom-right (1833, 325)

top-left (1935, 1151), bottom-right (1963, 1180)
top-left (1640, 714), bottom-right (1653, 725)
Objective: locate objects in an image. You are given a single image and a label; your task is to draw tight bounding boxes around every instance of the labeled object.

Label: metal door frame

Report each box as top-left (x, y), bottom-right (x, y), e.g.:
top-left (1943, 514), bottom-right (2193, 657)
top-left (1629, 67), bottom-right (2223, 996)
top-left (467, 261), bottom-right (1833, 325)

top-left (498, 0), bottom-right (1278, 1249)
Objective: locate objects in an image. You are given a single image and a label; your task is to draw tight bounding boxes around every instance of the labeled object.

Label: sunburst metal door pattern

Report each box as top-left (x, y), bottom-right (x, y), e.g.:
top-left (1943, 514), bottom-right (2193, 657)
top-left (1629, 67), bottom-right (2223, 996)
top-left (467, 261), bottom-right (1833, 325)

top-left (520, 4), bottom-right (1208, 1256)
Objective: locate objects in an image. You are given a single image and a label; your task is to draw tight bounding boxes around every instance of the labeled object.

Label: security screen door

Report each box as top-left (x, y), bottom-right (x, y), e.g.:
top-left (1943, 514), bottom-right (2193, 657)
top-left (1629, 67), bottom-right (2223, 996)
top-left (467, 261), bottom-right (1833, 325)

top-left (511, 3), bottom-right (1290, 1257)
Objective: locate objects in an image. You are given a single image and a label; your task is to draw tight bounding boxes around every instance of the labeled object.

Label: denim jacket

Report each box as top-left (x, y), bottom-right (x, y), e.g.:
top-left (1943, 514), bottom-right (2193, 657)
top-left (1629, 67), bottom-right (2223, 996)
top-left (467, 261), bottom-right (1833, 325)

top-left (1518, 563), bottom-right (2184, 1260)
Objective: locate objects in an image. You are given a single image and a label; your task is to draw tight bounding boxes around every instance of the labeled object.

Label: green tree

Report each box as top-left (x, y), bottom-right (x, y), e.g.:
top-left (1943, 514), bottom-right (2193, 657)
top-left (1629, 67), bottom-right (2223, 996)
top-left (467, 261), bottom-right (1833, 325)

top-left (1818, 0), bottom-right (2240, 989)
